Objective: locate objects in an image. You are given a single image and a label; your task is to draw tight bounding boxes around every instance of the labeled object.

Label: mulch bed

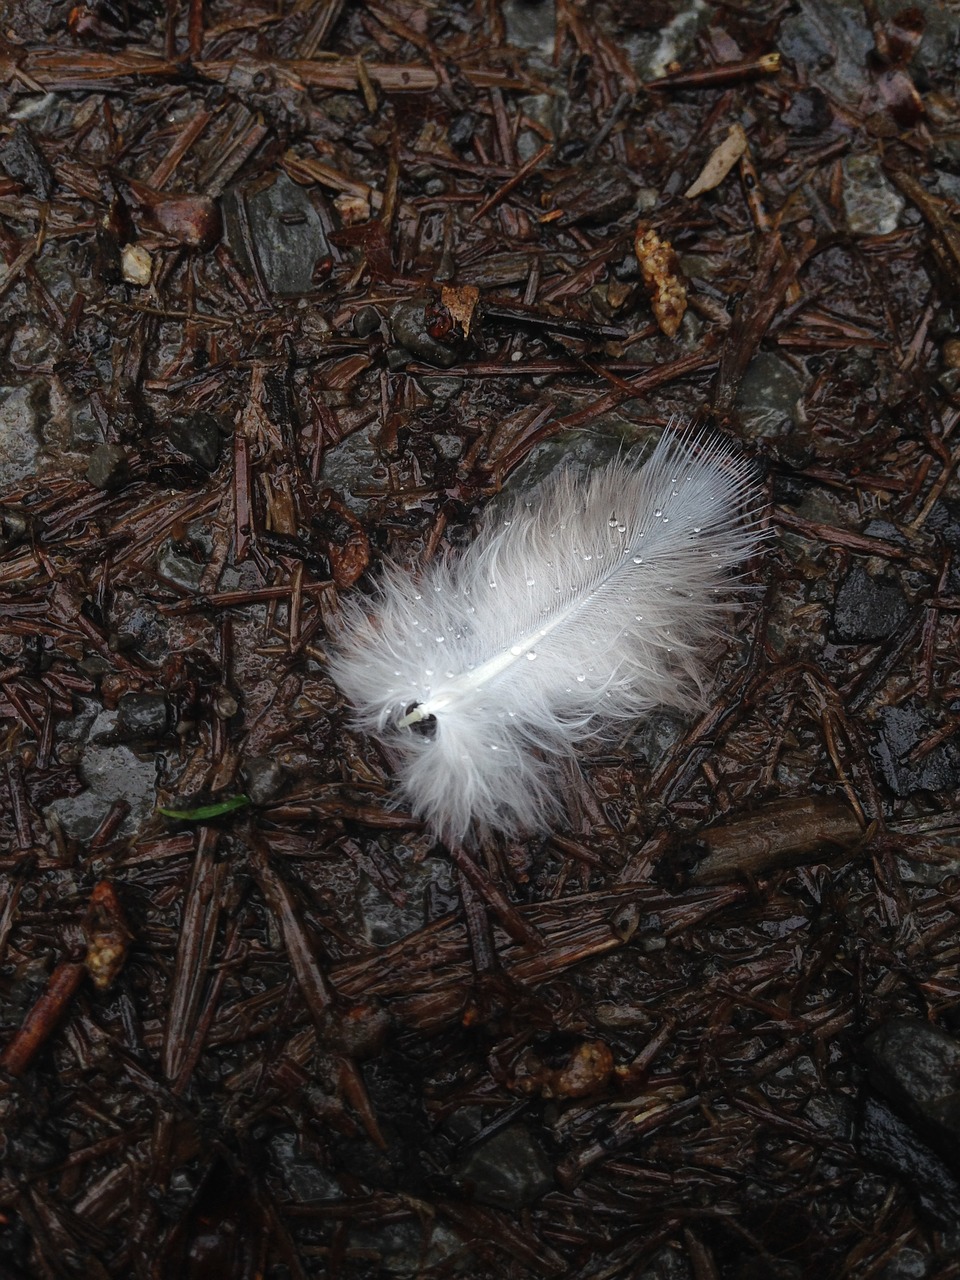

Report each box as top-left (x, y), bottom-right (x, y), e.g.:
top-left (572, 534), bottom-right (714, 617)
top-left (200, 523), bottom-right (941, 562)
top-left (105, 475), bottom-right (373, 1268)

top-left (2, 1), bottom-right (960, 1276)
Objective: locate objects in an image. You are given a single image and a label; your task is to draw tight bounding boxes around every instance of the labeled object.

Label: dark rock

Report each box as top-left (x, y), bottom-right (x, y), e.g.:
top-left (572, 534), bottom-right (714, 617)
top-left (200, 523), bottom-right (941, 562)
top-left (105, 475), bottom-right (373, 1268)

top-left (873, 698), bottom-right (960, 796)
top-left (86, 443), bottom-right (130, 491)
top-left (501, 0), bottom-right (556, 53)
top-left (863, 1019), bottom-right (960, 1171)
top-left (108, 601), bottom-right (168, 663)
top-left (431, 433), bottom-right (462, 460)
top-left (384, 345), bottom-right (409, 371)
top-left (880, 1248), bottom-right (933, 1280)
top-left (241, 754), bottom-right (286, 805)
top-left (156, 537), bottom-right (207, 592)
top-left (388, 299), bottom-right (460, 368)
top-left (734, 352), bottom-right (805, 437)
top-left (778, 5), bottom-right (873, 111)
top-left (267, 1132), bottom-right (341, 1202)
top-left (613, 251), bottom-right (641, 280)
top-left (70, 402), bottom-right (104, 447)
top-left (862, 518), bottom-right (908, 546)
top-left (857, 1093), bottom-right (960, 1232)
top-left (453, 1124), bottom-right (553, 1208)
top-left (352, 305), bottom-right (382, 338)
top-left (0, 123), bottom-right (54, 199)
top-left (0, 380), bottom-right (47, 485)
top-left (448, 110), bottom-right (478, 149)
top-left (636, 1246), bottom-right (695, 1280)
top-left (1, 1117), bottom-right (65, 1172)
top-left (165, 413), bottom-right (223, 470)
top-left (223, 172), bottom-right (331, 296)
top-left (422, 376), bottom-right (464, 405)
top-left (832, 565), bottom-right (910, 642)
top-left (803, 1091), bottom-right (855, 1141)
top-left (780, 87), bottom-right (833, 134)
top-left (116, 693), bottom-right (169, 741)
top-left (0, 509), bottom-right (27, 553)
top-left (927, 499), bottom-right (960, 552)
top-left (930, 135), bottom-right (960, 175)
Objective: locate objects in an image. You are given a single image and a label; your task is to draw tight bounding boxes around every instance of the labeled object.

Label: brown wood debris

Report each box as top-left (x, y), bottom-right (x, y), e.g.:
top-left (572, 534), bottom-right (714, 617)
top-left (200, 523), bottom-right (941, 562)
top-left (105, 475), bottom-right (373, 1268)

top-left (2, 0), bottom-right (960, 1276)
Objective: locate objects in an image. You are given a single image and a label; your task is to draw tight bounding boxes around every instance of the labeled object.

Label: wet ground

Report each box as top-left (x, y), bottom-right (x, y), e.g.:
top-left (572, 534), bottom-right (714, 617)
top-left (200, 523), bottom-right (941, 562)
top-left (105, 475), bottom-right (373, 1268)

top-left (2, 0), bottom-right (960, 1276)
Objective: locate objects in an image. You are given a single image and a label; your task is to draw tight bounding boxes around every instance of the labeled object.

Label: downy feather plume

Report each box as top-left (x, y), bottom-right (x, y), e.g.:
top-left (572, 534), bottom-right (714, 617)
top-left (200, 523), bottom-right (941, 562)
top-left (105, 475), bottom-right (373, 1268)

top-left (329, 425), bottom-right (764, 844)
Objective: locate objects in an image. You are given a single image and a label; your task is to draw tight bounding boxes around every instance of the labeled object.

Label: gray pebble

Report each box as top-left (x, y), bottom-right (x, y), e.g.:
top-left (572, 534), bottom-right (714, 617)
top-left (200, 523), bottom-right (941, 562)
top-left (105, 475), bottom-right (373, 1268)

top-left (86, 443), bottom-right (129, 491)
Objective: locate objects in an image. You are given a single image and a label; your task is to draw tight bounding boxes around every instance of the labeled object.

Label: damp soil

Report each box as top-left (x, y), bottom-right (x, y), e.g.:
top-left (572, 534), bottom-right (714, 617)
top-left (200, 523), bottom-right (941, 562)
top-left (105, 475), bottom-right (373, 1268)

top-left (2, 2), bottom-right (960, 1277)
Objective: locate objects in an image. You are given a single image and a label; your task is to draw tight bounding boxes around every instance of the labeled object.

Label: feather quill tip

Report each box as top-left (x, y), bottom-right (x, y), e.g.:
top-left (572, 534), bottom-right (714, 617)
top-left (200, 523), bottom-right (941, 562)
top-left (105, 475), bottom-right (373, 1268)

top-left (329, 426), bottom-right (765, 844)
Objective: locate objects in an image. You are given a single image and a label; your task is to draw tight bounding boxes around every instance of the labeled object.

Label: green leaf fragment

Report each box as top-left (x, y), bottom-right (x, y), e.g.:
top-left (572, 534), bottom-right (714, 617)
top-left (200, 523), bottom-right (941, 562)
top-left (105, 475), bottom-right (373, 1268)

top-left (158, 795), bottom-right (250, 820)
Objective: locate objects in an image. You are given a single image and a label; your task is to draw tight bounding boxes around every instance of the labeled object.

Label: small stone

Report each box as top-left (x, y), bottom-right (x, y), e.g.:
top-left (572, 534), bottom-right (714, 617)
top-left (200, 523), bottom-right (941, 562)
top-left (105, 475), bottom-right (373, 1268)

top-left (431, 433), bottom-right (462, 460)
top-left (388, 298), bottom-right (461, 368)
top-left (301, 311), bottom-right (331, 342)
top-left (0, 381), bottom-right (47, 486)
top-left (115, 693), bottom-right (169, 741)
top-left (448, 110), bottom-right (478, 149)
top-left (86, 443), bottom-right (129, 491)
top-left (241, 755), bottom-right (286, 805)
top-left (781, 88), bottom-right (833, 134)
top-left (881, 1248), bottom-right (933, 1280)
top-left (0, 509), bottom-right (27, 553)
top-left (863, 1019), bottom-right (960, 1168)
top-left (842, 154), bottom-right (905, 236)
top-left (832, 565), bottom-right (909, 643)
top-left (422, 376), bottom-right (464, 405)
top-left (213, 687), bottom-right (239, 720)
top-left (359, 853), bottom-right (456, 945)
top-left (454, 1124), bottom-right (554, 1208)
top-left (121, 243), bottom-right (152, 286)
top-left (501, 0), bottom-right (556, 55)
top-left (734, 352), bottom-right (805, 437)
top-left (316, 1001), bottom-right (390, 1059)
top-left (144, 194), bottom-right (221, 251)
top-left (613, 252), bottom-right (641, 281)
top-left (156, 537), bottom-right (207, 592)
top-left (0, 123), bottom-right (54, 199)
top-left (636, 1246), bottom-right (697, 1280)
top-left (223, 172), bottom-right (332, 296)
top-left (165, 413), bottom-right (223, 470)
top-left (333, 191), bottom-right (370, 225)
top-left (267, 1132), bottom-right (341, 1203)
top-left (352, 305), bottom-right (383, 338)
top-left (384, 345), bottom-right (409, 372)
top-left (858, 1094), bottom-right (960, 1232)
top-left (874, 698), bottom-right (960, 796)
top-left (8, 320), bottom-right (60, 368)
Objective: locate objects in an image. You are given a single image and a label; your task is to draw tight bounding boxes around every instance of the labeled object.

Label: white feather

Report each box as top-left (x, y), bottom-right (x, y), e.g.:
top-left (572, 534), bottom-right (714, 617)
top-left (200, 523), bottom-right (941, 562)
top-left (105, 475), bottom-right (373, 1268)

top-left (329, 425), bottom-right (764, 844)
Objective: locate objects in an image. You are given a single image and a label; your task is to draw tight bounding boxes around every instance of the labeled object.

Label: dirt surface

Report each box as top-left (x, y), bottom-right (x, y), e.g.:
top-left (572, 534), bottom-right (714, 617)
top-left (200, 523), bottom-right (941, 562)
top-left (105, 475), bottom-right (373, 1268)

top-left (2, 1), bottom-right (960, 1277)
